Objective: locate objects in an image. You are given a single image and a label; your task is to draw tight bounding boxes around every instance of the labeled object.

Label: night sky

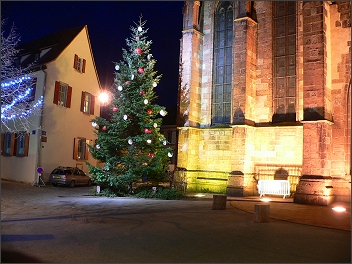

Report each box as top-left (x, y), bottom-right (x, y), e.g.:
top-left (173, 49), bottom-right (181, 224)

top-left (1, 1), bottom-right (184, 122)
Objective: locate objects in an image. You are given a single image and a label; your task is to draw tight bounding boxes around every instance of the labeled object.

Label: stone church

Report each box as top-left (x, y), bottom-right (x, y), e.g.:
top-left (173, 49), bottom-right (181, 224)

top-left (176, 1), bottom-right (351, 205)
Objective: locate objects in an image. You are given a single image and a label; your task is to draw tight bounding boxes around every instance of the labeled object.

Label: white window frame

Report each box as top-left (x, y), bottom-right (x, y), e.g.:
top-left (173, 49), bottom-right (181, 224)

top-left (3, 133), bottom-right (13, 156)
top-left (15, 132), bottom-right (27, 157)
top-left (77, 57), bottom-right (84, 72)
top-left (83, 93), bottom-right (92, 113)
top-left (58, 83), bottom-right (68, 107)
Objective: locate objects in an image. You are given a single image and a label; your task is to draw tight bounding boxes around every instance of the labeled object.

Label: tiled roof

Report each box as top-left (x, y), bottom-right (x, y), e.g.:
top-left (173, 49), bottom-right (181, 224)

top-left (16, 26), bottom-right (85, 68)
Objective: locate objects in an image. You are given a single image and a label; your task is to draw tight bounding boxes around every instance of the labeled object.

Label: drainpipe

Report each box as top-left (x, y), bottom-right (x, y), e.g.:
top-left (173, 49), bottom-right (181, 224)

top-left (349, 78), bottom-right (351, 179)
top-left (37, 65), bottom-right (46, 174)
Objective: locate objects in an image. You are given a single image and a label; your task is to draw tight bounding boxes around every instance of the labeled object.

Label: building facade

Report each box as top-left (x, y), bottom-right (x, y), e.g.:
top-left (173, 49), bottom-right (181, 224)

top-left (1, 26), bottom-right (101, 184)
top-left (177, 1), bottom-right (351, 204)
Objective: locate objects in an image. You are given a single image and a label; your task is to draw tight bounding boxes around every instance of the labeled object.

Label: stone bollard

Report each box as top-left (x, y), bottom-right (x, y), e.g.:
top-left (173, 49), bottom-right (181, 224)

top-left (254, 204), bottom-right (270, 223)
top-left (212, 194), bottom-right (227, 210)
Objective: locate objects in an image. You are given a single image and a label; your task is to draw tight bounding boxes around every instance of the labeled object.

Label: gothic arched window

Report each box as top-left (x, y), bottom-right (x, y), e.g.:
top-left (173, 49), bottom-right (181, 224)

top-left (273, 1), bottom-right (296, 122)
top-left (212, 1), bottom-right (233, 124)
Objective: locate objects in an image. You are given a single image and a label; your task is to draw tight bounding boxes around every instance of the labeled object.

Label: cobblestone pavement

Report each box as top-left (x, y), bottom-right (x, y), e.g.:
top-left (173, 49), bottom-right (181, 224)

top-left (1, 180), bottom-right (351, 263)
top-left (185, 193), bottom-right (351, 231)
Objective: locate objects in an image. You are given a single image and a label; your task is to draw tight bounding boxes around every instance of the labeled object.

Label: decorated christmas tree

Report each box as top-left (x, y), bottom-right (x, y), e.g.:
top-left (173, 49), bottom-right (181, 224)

top-left (88, 18), bottom-right (173, 194)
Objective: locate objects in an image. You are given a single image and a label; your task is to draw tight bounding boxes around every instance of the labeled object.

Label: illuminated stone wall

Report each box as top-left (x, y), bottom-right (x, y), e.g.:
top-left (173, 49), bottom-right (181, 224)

top-left (178, 1), bottom-right (350, 202)
top-left (177, 125), bottom-right (303, 194)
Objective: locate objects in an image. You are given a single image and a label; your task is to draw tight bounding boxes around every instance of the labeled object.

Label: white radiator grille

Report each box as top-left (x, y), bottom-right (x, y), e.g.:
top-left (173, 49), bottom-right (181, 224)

top-left (257, 180), bottom-right (290, 199)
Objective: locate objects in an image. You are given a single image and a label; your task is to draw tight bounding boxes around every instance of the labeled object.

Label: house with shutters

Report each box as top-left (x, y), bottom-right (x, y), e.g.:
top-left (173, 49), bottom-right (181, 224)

top-left (1, 25), bottom-right (101, 184)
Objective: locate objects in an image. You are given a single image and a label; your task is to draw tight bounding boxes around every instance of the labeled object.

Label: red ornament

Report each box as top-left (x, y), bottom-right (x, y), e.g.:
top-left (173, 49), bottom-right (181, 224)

top-left (139, 90), bottom-right (146, 96)
top-left (144, 128), bottom-right (151, 134)
top-left (138, 68), bottom-right (144, 74)
top-left (148, 152), bottom-right (155, 158)
top-left (135, 48), bottom-right (142, 55)
top-left (112, 107), bottom-right (118, 112)
top-left (147, 109), bottom-right (153, 115)
top-left (124, 80), bottom-right (130, 85)
top-left (102, 126), bottom-right (107, 131)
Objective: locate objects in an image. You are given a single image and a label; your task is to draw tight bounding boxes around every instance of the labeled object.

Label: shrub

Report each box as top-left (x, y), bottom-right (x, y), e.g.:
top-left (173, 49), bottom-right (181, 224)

top-left (88, 186), bottom-right (125, 197)
top-left (134, 186), bottom-right (182, 200)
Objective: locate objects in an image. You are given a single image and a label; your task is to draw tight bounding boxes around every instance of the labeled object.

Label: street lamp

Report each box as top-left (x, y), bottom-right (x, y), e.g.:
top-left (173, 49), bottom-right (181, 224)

top-left (99, 91), bottom-right (110, 105)
top-left (98, 90), bottom-right (110, 118)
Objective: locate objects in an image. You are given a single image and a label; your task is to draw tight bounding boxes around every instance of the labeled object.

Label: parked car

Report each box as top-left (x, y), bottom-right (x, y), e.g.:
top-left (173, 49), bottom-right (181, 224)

top-left (49, 166), bottom-right (92, 187)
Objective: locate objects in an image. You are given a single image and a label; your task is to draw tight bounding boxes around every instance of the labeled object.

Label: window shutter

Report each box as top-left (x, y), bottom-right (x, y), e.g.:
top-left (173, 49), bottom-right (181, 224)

top-left (73, 54), bottom-right (78, 69)
top-left (82, 59), bottom-right (86, 73)
top-left (90, 95), bottom-right (95, 115)
top-left (80, 91), bottom-right (86, 112)
top-left (1, 134), bottom-right (4, 155)
top-left (10, 133), bottom-right (15, 156)
top-left (24, 133), bottom-right (29, 157)
top-left (84, 139), bottom-right (89, 160)
top-left (73, 138), bottom-right (79, 160)
top-left (53, 81), bottom-right (60, 105)
top-left (66, 86), bottom-right (72, 108)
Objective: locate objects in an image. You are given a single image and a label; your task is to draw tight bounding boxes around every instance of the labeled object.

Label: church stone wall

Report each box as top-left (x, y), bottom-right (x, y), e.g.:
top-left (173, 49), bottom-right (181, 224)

top-left (177, 124), bottom-right (303, 194)
top-left (177, 1), bottom-right (350, 203)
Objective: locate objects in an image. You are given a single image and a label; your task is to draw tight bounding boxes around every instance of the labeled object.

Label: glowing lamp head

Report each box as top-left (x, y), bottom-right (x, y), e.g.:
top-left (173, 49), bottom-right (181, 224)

top-left (99, 91), bottom-right (109, 104)
top-left (332, 206), bottom-right (346, 212)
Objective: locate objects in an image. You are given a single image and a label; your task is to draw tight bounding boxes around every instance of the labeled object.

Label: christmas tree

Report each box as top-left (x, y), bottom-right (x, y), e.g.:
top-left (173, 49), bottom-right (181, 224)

top-left (88, 18), bottom-right (173, 195)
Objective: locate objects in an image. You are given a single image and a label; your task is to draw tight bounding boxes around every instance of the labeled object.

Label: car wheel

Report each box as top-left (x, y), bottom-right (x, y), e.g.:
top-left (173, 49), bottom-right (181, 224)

top-left (52, 183), bottom-right (57, 187)
top-left (87, 180), bottom-right (92, 186)
top-left (69, 181), bottom-right (75, 188)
